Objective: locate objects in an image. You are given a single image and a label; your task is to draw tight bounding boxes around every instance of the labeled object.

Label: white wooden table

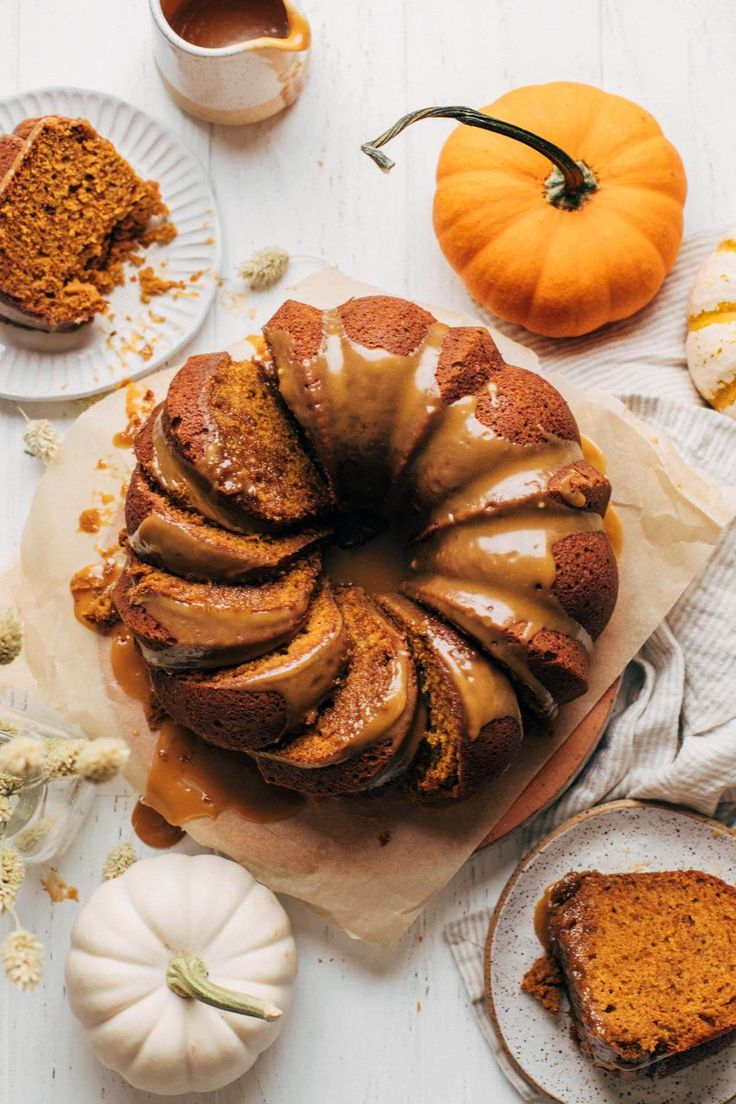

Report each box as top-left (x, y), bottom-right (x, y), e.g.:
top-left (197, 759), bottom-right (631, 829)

top-left (0, 1), bottom-right (734, 1100)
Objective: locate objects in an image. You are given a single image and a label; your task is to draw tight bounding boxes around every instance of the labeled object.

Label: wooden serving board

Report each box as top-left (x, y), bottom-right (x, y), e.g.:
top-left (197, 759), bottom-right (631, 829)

top-left (478, 679), bottom-right (621, 848)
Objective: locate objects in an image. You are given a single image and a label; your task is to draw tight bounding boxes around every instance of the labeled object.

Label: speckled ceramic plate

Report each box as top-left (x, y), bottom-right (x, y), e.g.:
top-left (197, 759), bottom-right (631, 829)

top-left (485, 800), bottom-right (736, 1104)
top-left (0, 87), bottom-right (220, 402)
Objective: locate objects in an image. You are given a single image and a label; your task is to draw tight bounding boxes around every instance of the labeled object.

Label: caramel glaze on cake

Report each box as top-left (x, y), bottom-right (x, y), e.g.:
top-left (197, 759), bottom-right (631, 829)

top-left (149, 580), bottom-right (346, 751)
top-left (0, 116), bottom-right (172, 331)
top-left (535, 870), bottom-right (736, 1078)
top-left (113, 548), bottom-right (321, 670)
top-left (126, 465), bottom-right (327, 583)
top-left (255, 587), bottom-right (420, 796)
top-left (102, 293), bottom-right (620, 804)
top-left (376, 594), bottom-right (521, 802)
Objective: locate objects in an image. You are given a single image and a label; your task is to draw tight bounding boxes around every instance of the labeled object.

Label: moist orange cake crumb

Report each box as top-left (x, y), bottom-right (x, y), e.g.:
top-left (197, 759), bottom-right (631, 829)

top-left (138, 266), bottom-right (186, 303)
top-left (0, 115), bottom-right (175, 330)
top-left (530, 870), bottom-right (736, 1078)
top-left (521, 954), bottom-right (564, 1015)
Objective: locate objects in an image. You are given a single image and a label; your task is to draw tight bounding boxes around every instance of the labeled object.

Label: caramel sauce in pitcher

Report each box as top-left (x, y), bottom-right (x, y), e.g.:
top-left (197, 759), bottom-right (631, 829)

top-left (167, 0), bottom-right (291, 48)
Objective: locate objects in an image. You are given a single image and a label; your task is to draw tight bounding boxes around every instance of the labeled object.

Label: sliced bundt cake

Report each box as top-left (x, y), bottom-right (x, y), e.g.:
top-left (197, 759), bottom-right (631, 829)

top-left (160, 352), bottom-right (333, 528)
top-left (126, 465), bottom-right (327, 583)
top-left (0, 116), bottom-right (170, 330)
top-left (149, 580), bottom-right (347, 751)
top-left (376, 594), bottom-right (522, 801)
top-left (92, 292), bottom-right (621, 804)
top-left (113, 550), bottom-right (321, 670)
top-left (255, 586), bottom-right (419, 795)
top-left (535, 870), bottom-right (736, 1078)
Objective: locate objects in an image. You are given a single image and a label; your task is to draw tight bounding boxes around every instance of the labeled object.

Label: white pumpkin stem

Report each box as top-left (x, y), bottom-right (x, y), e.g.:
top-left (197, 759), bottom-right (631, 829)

top-left (167, 953), bottom-right (282, 1020)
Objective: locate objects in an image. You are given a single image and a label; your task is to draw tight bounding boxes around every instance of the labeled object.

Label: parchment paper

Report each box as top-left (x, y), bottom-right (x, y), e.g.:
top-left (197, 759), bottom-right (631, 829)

top-left (10, 269), bottom-right (736, 943)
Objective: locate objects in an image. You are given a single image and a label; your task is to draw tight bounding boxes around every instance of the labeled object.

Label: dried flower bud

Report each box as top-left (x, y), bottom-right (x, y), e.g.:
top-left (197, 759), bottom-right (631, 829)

top-left (0, 735), bottom-right (42, 778)
top-left (0, 611), bottom-right (22, 665)
top-left (0, 795), bottom-right (13, 825)
top-left (2, 928), bottom-right (43, 991)
top-left (21, 413), bottom-right (61, 463)
top-left (0, 770), bottom-right (22, 796)
top-left (239, 246), bottom-right (289, 290)
top-left (13, 814), bottom-right (57, 854)
top-left (74, 737), bottom-right (129, 783)
top-left (102, 841), bottom-right (137, 881)
top-left (43, 737), bottom-right (87, 780)
top-left (0, 847), bottom-right (25, 913)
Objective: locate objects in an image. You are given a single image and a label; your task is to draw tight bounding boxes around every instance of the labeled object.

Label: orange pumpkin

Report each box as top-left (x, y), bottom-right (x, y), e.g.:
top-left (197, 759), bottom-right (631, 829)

top-left (363, 83), bottom-right (687, 338)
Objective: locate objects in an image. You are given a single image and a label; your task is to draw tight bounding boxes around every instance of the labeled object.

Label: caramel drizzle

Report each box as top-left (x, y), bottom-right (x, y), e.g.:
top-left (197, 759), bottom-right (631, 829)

top-left (128, 511), bottom-right (255, 582)
top-left (150, 411), bottom-right (266, 534)
top-left (380, 593), bottom-right (520, 738)
top-left (401, 388), bottom-right (583, 531)
top-left (272, 310), bottom-right (450, 505)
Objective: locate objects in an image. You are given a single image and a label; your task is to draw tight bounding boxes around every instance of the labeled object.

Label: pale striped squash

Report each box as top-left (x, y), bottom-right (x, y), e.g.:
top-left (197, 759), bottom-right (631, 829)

top-left (686, 235), bottom-right (736, 418)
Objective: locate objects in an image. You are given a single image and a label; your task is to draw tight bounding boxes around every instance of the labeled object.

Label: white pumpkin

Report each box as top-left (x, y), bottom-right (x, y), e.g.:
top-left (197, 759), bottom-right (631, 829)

top-left (65, 853), bottom-right (297, 1095)
top-left (686, 233), bottom-right (736, 418)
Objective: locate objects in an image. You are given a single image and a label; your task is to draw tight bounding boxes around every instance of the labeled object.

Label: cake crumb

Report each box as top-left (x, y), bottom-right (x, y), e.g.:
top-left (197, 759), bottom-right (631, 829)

top-left (138, 266), bottom-right (185, 304)
top-left (521, 954), bottom-right (564, 1015)
top-left (40, 869), bottom-right (79, 904)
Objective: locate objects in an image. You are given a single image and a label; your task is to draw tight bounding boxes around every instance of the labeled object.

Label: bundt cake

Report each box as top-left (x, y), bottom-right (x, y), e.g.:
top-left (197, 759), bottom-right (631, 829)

top-left (0, 116), bottom-right (172, 331)
top-left (107, 294), bottom-right (618, 803)
top-left (530, 870), bottom-right (736, 1078)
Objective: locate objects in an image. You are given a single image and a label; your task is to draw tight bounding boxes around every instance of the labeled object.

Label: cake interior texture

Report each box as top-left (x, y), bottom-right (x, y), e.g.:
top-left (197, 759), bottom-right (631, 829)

top-left (535, 870), bottom-right (736, 1078)
top-left (0, 115), bottom-right (171, 329)
top-left (99, 294), bottom-right (619, 803)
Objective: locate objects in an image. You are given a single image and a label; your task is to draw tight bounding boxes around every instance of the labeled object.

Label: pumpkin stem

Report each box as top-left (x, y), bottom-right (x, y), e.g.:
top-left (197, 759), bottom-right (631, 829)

top-left (167, 953), bottom-right (282, 1021)
top-left (361, 106), bottom-right (598, 210)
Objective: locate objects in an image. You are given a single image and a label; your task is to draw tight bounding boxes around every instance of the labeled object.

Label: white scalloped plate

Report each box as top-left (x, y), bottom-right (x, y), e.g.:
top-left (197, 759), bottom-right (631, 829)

top-left (0, 87), bottom-right (220, 402)
top-left (485, 801), bottom-right (736, 1104)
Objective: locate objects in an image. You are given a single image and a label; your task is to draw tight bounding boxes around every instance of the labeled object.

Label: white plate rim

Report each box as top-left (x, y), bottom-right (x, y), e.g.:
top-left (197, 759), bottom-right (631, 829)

top-left (484, 799), bottom-right (736, 1104)
top-left (0, 85), bottom-right (221, 403)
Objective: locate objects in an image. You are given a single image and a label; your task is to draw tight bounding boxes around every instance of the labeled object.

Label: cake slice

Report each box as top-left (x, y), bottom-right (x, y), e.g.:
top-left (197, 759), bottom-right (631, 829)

top-left (160, 353), bottom-right (333, 528)
top-left (536, 870), bottom-right (736, 1078)
top-left (149, 580), bottom-right (347, 751)
top-left (255, 586), bottom-right (419, 795)
top-left (113, 550), bottom-right (321, 670)
top-left (126, 465), bottom-right (328, 583)
top-left (376, 594), bottom-right (522, 801)
top-left (0, 116), bottom-right (170, 330)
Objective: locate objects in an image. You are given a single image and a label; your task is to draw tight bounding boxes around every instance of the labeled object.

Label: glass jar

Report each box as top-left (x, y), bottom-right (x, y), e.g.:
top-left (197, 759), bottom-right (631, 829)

top-left (0, 701), bottom-right (94, 864)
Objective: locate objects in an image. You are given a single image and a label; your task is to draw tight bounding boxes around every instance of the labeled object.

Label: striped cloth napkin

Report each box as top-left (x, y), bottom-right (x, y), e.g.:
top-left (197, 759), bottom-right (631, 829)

top-left (445, 230), bottom-right (736, 1100)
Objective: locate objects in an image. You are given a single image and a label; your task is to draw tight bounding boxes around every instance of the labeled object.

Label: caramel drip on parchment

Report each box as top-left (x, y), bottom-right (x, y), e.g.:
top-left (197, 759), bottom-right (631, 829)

top-left (109, 627), bottom-right (303, 841)
top-left (131, 800), bottom-right (184, 848)
top-left (112, 382), bottom-right (156, 449)
top-left (70, 555), bottom-right (124, 629)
